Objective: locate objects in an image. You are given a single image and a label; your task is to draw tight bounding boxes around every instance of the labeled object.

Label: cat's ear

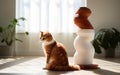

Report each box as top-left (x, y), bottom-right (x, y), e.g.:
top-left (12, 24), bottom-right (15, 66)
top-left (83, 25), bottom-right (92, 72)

top-left (40, 31), bottom-right (43, 33)
top-left (40, 31), bottom-right (43, 37)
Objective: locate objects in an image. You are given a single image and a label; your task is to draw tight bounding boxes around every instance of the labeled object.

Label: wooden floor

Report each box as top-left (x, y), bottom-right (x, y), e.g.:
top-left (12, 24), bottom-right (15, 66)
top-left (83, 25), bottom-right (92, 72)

top-left (0, 57), bottom-right (120, 75)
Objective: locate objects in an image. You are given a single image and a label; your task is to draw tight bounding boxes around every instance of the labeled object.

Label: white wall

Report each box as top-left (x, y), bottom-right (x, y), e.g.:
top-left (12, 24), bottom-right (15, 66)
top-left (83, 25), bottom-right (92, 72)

top-left (0, 0), bottom-right (15, 27)
top-left (87, 0), bottom-right (120, 31)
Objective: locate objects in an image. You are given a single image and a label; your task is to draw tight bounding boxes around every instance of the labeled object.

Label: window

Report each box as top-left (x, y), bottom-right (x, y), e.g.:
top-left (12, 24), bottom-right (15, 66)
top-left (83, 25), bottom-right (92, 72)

top-left (16, 0), bottom-right (86, 33)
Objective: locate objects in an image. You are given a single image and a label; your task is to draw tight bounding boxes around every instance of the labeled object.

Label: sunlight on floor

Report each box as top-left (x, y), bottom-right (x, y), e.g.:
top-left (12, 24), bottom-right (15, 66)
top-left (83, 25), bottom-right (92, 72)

top-left (0, 57), bottom-right (120, 75)
top-left (0, 57), bottom-right (44, 73)
top-left (94, 59), bottom-right (120, 73)
top-left (0, 57), bottom-right (23, 65)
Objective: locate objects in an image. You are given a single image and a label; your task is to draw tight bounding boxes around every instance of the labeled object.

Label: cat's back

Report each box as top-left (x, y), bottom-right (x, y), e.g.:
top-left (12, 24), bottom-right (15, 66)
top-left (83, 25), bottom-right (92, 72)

top-left (51, 42), bottom-right (68, 65)
top-left (57, 42), bottom-right (67, 52)
top-left (51, 42), bottom-right (68, 58)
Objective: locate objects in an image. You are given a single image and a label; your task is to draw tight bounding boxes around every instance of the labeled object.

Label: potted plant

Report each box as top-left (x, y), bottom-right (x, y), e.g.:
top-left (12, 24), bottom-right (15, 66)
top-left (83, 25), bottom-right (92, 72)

top-left (0, 17), bottom-right (28, 58)
top-left (92, 28), bottom-right (120, 58)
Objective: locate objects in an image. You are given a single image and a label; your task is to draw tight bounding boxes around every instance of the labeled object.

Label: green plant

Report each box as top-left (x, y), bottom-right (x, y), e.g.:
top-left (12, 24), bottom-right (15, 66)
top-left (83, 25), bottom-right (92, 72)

top-left (0, 17), bottom-right (29, 46)
top-left (92, 28), bottom-right (120, 54)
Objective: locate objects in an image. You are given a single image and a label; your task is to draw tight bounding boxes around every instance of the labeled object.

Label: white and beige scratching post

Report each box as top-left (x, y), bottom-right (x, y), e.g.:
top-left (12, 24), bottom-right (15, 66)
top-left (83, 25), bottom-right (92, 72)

top-left (73, 7), bottom-right (99, 69)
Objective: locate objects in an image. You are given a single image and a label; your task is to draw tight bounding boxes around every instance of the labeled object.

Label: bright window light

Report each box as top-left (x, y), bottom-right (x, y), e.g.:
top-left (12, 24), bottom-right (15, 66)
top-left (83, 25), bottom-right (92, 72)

top-left (16, 0), bottom-right (86, 33)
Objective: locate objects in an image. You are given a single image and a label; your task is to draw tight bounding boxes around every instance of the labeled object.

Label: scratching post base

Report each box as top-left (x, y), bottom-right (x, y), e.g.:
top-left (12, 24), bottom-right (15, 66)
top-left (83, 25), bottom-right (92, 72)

top-left (79, 64), bottom-right (99, 70)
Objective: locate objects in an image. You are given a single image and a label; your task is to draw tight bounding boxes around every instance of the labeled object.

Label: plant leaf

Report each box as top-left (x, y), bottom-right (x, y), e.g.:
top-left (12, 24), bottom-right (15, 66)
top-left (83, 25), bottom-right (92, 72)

top-left (94, 28), bottom-right (120, 50)
top-left (13, 18), bottom-right (18, 23)
top-left (8, 24), bottom-right (13, 28)
top-left (92, 39), bottom-right (102, 54)
top-left (15, 38), bottom-right (23, 42)
top-left (112, 28), bottom-right (120, 42)
top-left (19, 17), bottom-right (26, 21)
top-left (0, 27), bottom-right (3, 32)
top-left (1, 39), bottom-right (4, 43)
top-left (17, 24), bottom-right (20, 26)
top-left (7, 40), bottom-right (13, 46)
top-left (25, 32), bottom-right (29, 35)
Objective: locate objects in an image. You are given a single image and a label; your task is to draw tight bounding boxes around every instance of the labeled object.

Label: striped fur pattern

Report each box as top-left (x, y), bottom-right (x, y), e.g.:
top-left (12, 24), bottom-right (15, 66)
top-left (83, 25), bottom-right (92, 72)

top-left (40, 31), bottom-right (80, 71)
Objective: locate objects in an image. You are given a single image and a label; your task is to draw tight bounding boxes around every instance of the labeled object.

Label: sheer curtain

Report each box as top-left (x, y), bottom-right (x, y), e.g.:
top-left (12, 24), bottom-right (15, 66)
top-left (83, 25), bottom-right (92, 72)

top-left (15, 0), bottom-right (86, 56)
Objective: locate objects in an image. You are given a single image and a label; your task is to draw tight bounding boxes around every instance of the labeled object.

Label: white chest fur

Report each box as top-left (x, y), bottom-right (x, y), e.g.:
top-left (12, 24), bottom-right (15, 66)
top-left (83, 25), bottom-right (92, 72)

top-left (42, 39), bottom-right (55, 56)
top-left (43, 39), bottom-right (55, 46)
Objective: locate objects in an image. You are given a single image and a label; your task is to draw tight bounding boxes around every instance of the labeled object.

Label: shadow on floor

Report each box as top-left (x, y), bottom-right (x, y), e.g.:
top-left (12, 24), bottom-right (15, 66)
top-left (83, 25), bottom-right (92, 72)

top-left (0, 69), bottom-right (119, 75)
top-left (45, 71), bottom-right (69, 75)
top-left (0, 57), bottom-right (38, 70)
top-left (0, 72), bottom-right (68, 75)
top-left (95, 57), bottom-right (120, 63)
top-left (91, 68), bottom-right (120, 75)
top-left (0, 71), bottom-right (71, 75)
top-left (0, 73), bottom-right (30, 75)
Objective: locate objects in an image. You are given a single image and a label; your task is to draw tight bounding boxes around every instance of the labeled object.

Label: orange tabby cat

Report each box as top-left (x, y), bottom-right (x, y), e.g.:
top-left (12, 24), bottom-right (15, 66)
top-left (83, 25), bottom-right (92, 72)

top-left (40, 31), bottom-right (80, 71)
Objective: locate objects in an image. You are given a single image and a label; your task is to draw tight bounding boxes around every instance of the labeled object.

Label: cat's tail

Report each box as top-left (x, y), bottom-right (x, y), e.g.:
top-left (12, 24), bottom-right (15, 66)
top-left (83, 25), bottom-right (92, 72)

top-left (46, 65), bottom-right (80, 71)
top-left (67, 65), bottom-right (80, 71)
